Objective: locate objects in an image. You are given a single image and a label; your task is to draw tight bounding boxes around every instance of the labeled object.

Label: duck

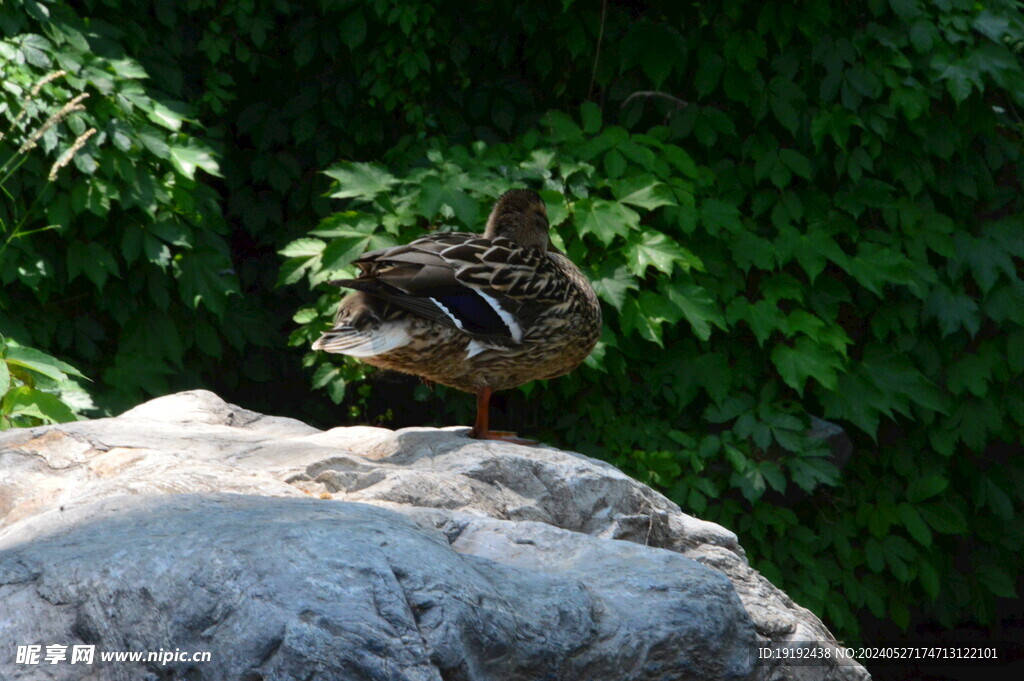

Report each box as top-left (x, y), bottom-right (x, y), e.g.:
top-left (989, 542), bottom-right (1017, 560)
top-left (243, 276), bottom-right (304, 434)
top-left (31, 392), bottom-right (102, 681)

top-left (312, 188), bottom-right (602, 443)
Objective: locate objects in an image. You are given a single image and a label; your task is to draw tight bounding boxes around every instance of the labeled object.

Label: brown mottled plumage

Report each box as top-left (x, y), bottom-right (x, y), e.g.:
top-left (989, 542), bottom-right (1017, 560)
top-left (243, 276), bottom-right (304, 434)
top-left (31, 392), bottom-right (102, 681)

top-left (313, 189), bottom-right (602, 442)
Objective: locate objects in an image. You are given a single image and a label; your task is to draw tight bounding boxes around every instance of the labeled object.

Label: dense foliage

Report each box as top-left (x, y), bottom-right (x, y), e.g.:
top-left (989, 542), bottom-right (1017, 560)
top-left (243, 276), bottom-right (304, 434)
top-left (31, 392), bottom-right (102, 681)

top-left (3, 0), bottom-right (1023, 646)
top-left (0, 0), bottom-right (264, 412)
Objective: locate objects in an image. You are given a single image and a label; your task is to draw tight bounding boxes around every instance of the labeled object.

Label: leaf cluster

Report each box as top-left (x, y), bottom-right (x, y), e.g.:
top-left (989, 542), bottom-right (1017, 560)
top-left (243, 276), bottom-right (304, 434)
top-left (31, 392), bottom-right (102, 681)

top-left (0, 333), bottom-right (87, 428)
top-left (0, 0), bottom-right (267, 411)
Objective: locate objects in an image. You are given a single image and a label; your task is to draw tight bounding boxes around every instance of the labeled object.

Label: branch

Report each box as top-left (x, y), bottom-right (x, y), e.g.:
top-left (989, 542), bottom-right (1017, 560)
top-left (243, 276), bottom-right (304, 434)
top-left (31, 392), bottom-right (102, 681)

top-left (621, 91), bottom-right (690, 110)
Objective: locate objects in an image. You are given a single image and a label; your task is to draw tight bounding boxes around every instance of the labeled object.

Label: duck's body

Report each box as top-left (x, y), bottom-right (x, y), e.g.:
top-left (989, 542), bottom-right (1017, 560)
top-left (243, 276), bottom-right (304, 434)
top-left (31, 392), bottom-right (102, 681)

top-left (313, 189), bottom-right (601, 441)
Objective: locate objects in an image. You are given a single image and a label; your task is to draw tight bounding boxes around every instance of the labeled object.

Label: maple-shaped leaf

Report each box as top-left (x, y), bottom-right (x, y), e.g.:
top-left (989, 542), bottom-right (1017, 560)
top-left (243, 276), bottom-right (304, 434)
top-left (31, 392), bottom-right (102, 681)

top-left (588, 263), bottom-right (638, 309)
top-left (574, 198), bottom-right (640, 245)
top-left (611, 175), bottom-right (677, 211)
top-left (924, 284), bottom-right (980, 337)
top-left (665, 277), bottom-right (726, 341)
top-left (771, 337), bottom-right (844, 394)
top-left (326, 162), bottom-right (398, 201)
top-left (624, 230), bottom-right (703, 276)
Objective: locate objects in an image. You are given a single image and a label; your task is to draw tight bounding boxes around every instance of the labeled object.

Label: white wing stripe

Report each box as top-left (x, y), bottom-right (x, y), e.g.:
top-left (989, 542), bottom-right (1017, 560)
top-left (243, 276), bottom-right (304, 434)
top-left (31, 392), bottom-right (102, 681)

top-left (429, 297), bottom-right (467, 331)
top-left (473, 289), bottom-right (522, 342)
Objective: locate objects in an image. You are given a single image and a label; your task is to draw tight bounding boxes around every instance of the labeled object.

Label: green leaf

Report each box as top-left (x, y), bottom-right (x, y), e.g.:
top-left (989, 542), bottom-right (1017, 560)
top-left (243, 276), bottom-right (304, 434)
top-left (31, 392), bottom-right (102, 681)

top-left (759, 461), bottom-right (787, 493)
top-left (778, 149), bottom-right (813, 179)
top-left (574, 198), bottom-right (639, 245)
top-left (137, 127), bottom-right (171, 159)
top-left (580, 101), bottom-right (602, 134)
top-left (110, 58), bottom-right (148, 79)
top-left (909, 475), bottom-right (946, 501)
top-left (665, 278), bottom-right (726, 341)
top-left (965, 237), bottom-right (1016, 295)
top-left (294, 36), bottom-right (316, 67)
top-left (326, 374), bottom-right (347, 404)
top-left (934, 57), bottom-right (976, 103)
top-left (603, 149), bottom-right (627, 178)
top-left (865, 537), bottom-right (885, 573)
top-left (66, 243), bottom-right (120, 290)
top-left (946, 352), bottom-right (990, 397)
top-left (544, 110), bottom-right (583, 143)
top-left (705, 393), bottom-right (754, 423)
top-left (861, 347), bottom-right (946, 415)
top-left (325, 162), bottom-right (398, 201)
top-left (620, 296), bottom-right (664, 346)
top-left (979, 567), bottom-right (1017, 599)
top-left (4, 343), bottom-right (87, 382)
top-left (339, 10), bottom-right (367, 48)
top-left (589, 263), bottom-right (638, 308)
top-left (776, 226), bottom-right (848, 281)
top-left (727, 298), bottom-right (782, 346)
top-left (909, 19), bottom-right (937, 53)
top-left (417, 176), bottom-right (480, 227)
top-left (120, 312), bottom-right (185, 369)
top-left (918, 560), bottom-right (940, 600)
top-left (169, 144), bottom-right (223, 180)
top-left (891, 86), bottom-right (929, 120)
top-left (317, 229), bottom-right (397, 281)
top-left (312, 362), bottom-right (340, 389)
top-left (664, 146), bottom-right (699, 179)
top-left (810, 108), bottom-right (861, 148)
top-left (611, 176), bottom-right (677, 211)
top-left (637, 25), bottom-right (683, 87)
top-left (699, 198), bottom-right (742, 235)
top-left (770, 76), bottom-right (801, 133)
top-left (194, 320), bottom-right (223, 358)
top-left (723, 443), bottom-right (750, 472)
top-left (889, 0), bottom-right (923, 20)
top-left (293, 308), bottom-right (318, 324)
top-left (788, 456), bottom-right (840, 492)
top-left (781, 310), bottom-right (825, 340)
top-left (538, 190), bottom-right (570, 226)
top-left (735, 467), bottom-right (766, 503)
top-left (177, 251), bottom-right (237, 316)
top-left (897, 503), bottom-right (932, 546)
top-left (618, 140), bottom-right (656, 170)
top-left (918, 502), bottom-right (967, 534)
top-left (144, 99), bottom-right (187, 131)
top-left (1008, 329), bottom-right (1024, 373)
top-left (973, 11), bottom-right (1010, 42)
top-left (845, 243), bottom-right (922, 297)
top-left (2, 386), bottom-right (77, 424)
top-left (279, 238), bottom-right (326, 258)
top-left (771, 337), bottom-right (844, 394)
top-left (624, 230), bottom-right (702, 276)
top-left (695, 55), bottom-right (723, 97)
top-left (982, 477), bottom-right (1013, 520)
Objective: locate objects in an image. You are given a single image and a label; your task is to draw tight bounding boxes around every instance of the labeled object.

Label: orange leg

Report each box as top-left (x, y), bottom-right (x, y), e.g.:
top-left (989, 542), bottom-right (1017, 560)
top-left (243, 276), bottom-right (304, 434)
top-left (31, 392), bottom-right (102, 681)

top-left (470, 386), bottom-right (492, 438)
top-left (469, 387), bottom-right (537, 445)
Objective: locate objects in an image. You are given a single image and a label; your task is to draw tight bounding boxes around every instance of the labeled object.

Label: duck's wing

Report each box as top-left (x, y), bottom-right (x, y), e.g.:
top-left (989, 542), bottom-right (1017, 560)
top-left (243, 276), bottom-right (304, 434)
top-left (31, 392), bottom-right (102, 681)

top-left (330, 233), bottom-right (560, 342)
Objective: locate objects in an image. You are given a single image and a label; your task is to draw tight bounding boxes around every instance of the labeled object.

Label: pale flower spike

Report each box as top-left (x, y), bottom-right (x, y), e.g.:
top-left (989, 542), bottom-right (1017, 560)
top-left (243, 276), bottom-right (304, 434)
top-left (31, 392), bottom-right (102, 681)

top-left (48, 128), bottom-right (97, 181)
top-left (0, 70), bottom-right (69, 145)
top-left (16, 92), bottom-right (89, 155)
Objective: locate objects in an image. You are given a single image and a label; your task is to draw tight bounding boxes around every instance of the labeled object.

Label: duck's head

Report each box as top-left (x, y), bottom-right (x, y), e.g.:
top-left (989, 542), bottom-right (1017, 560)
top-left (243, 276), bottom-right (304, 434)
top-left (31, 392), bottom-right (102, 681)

top-left (484, 189), bottom-right (551, 250)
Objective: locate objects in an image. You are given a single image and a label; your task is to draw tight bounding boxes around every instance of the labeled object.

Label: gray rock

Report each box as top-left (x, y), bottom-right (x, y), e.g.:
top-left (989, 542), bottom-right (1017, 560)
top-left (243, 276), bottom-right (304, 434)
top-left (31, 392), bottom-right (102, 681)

top-left (0, 390), bottom-right (869, 680)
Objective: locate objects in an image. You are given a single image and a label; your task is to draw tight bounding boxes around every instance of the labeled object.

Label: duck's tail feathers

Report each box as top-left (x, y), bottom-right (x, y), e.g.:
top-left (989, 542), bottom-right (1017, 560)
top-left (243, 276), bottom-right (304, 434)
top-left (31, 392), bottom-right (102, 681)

top-left (312, 291), bottom-right (411, 357)
top-left (312, 324), bottom-right (411, 357)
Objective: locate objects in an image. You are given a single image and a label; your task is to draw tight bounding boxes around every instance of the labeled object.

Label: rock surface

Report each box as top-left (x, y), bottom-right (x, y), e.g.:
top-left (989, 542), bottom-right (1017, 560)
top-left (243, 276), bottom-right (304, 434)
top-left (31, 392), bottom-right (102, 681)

top-left (0, 390), bottom-right (869, 680)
